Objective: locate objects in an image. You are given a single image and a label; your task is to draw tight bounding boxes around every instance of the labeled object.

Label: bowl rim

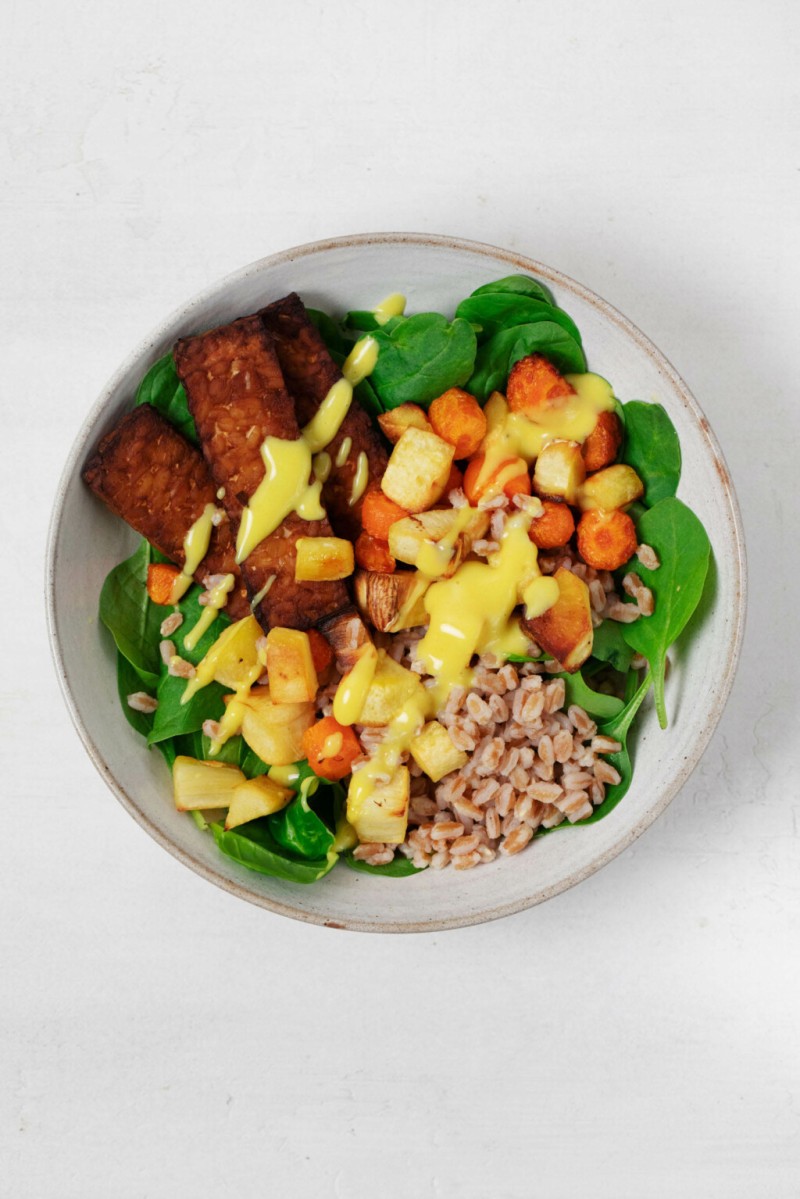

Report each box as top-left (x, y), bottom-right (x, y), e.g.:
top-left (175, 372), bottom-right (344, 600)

top-left (45, 231), bottom-right (748, 933)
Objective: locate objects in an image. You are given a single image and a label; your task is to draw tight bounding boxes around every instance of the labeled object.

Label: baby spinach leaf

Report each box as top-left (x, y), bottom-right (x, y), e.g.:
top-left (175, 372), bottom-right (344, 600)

top-left (344, 311), bottom-right (405, 336)
top-left (470, 274), bottom-right (554, 305)
top-left (211, 821), bottom-right (338, 884)
top-left (99, 540), bottom-right (171, 687)
top-left (591, 620), bottom-right (635, 674)
top-left (172, 587), bottom-right (231, 667)
top-left (329, 348), bottom-right (384, 418)
top-left (344, 853), bottom-right (425, 876)
top-left (269, 773), bottom-right (335, 860)
top-left (306, 308), bottom-right (351, 356)
top-left (621, 498), bottom-right (711, 728)
top-left (147, 676), bottom-right (227, 745)
top-left (467, 322), bottom-right (586, 401)
top-left (369, 313), bottom-right (477, 409)
top-left (579, 672), bottom-right (653, 823)
top-left (455, 293), bottom-right (582, 346)
top-left (622, 401), bottom-right (681, 507)
top-left (135, 353), bottom-right (197, 444)
top-left (559, 670), bottom-right (625, 722)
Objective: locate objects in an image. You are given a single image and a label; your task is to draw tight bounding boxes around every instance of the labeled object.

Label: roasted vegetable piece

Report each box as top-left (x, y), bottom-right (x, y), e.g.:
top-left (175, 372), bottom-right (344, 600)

top-left (302, 716), bottom-right (362, 781)
top-left (577, 509), bottom-right (638, 570)
top-left (361, 491), bottom-right (411, 541)
top-left (354, 570), bottom-right (429, 632)
top-left (410, 721), bottom-right (468, 782)
top-left (359, 653), bottom-right (424, 726)
top-left (507, 353), bottom-right (575, 415)
top-left (380, 427), bottom-right (455, 512)
top-left (82, 404), bottom-right (250, 619)
top-left (147, 562), bottom-right (180, 606)
top-left (463, 453), bottom-right (529, 504)
top-left (355, 532), bottom-right (396, 574)
top-left (528, 500), bottom-right (576, 549)
top-left (174, 315), bottom-right (350, 631)
top-left (260, 292), bottom-right (388, 539)
top-left (238, 690), bottom-right (316, 765)
top-left (173, 757), bottom-right (243, 811)
top-left (348, 766), bottom-right (410, 844)
top-left (294, 537), bottom-right (354, 582)
top-left (428, 388), bottom-right (487, 459)
top-left (577, 464), bottom-right (644, 511)
top-left (524, 567), bottom-right (593, 672)
top-left (387, 507), bottom-right (489, 576)
top-left (225, 776), bottom-right (293, 829)
top-left (306, 628), bottom-right (334, 675)
top-left (265, 628), bottom-right (319, 704)
top-left (532, 440), bottom-right (586, 504)
top-left (582, 410), bottom-right (623, 472)
top-left (377, 403), bottom-right (432, 444)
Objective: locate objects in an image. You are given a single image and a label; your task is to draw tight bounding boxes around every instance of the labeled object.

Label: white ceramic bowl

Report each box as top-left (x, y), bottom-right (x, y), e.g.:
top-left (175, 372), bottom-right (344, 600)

top-left (47, 233), bottom-right (746, 932)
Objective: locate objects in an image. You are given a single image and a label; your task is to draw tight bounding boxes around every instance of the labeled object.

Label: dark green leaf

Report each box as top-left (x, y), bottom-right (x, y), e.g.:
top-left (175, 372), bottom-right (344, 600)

top-left (344, 853), bottom-right (425, 877)
top-left (578, 672), bottom-right (653, 823)
top-left (269, 776), bottom-right (335, 860)
top-left (369, 313), bottom-right (477, 409)
top-left (621, 401), bottom-right (681, 507)
top-left (99, 540), bottom-right (171, 686)
top-left (621, 499), bottom-right (712, 727)
top-left (467, 322), bottom-right (586, 401)
top-left (559, 670), bottom-right (625, 721)
top-left (455, 293), bottom-right (582, 345)
top-left (135, 353), bottom-right (197, 443)
top-left (343, 311), bottom-right (405, 336)
top-left (116, 651), bottom-right (156, 737)
top-left (470, 274), bottom-right (554, 305)
top-left (591, 620), bottom-right (635, 674)
top-left (211, 821), bottom-right (338, 884)
top-left (307, 308), bottom-right (351, 356)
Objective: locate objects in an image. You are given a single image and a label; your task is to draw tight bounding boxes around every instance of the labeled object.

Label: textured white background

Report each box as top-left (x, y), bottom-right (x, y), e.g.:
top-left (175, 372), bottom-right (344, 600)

top-left (4, 1), bottom-right (799, 1195)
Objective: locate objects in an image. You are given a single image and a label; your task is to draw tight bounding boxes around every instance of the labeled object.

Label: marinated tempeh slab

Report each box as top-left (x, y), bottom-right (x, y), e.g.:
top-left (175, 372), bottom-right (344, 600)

top-left (82, 404), bottom-right (250, 619)
top-left (260, 293), bottom-right (388, 539)
top-left (173, 315), bottom-right (352, 630)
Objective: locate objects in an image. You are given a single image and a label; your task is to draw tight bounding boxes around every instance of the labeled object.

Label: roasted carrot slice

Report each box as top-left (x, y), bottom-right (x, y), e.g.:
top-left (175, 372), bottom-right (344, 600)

top-left (361, 491), bottom-right (410, 541)
top-left (582, 411), bottom-right (623, 472)
top-left (577, 509), bottom-right (637, 570)
top-left (428, 388), bottom-right (487, 459)
top-left (354, 532), bottom-right (396, 573)
top-left (302, 716), bottom-right (362, 781)
top-left (528, 500), bottom-right (576, 549)
top-left (507, 354), bottom-right (575, 415)
top-left (147, 562), bottom-right (180, 606)
top-left (306, 628), bottom-right (335, 675)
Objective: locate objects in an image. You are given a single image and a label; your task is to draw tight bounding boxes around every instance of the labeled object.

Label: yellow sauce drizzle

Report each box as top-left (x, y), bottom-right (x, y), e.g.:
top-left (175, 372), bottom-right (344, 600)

top-left (335, 436), bottom-right (352, 468)
top-left (302, 378), bottom-right (354, 454)
top-left (313, 452), bottom-right (332, 482)
top-left (372, 293), bottom-right (407, 325)
top-left (349, 452), bottom-right (370, 508)
top-left (183, 573), bottom-right (236, 652)
top-left (333, 644), bottom-right (378, 726)
top-left (342, 336), bottom-right (378, 386)
top-left (249, 573), bottom-right (276, 612)
top-left (268, 763), bottom-right (301, 787)
top-left (169, 503), bottom-right (220, 604)
top-left (414, 505), bottom-right (476, 578)
top-left (321, 732), bottom-right (344, 759)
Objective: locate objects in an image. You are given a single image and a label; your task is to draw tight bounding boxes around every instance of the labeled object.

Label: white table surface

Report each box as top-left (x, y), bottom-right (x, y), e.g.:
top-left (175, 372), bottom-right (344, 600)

top-left (4, 1), bottom-right (799, 1195)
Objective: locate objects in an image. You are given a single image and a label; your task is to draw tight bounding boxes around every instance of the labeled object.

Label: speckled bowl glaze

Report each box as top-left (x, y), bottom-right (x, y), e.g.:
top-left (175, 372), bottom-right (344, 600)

top-left (46, 233), bottom-right (746, 932)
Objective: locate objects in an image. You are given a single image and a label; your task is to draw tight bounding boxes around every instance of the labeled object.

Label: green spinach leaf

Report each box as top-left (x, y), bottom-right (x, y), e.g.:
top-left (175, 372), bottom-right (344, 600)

top-left (622, 401), bottom-right (681, 507)
top-left (455, 293), bottom-right (582, 346)
top-left (99, 540), bottom-right (171, 687)
top-left (135, 353), bottom-right (197, 444)
top-left (307, 308), bottom-right (352, 356)
top-left (559, 670), bottom-right (625, 722)
top-left (621, 498), bottom-right (711, 727)
top-left (116, 651), bottom-right (157, 737)
top-left (579, 672), bottom-right (653, 823)
top-left (269, 775), bottom-right (335, 860)
top-left (469, 275), bottom-right (554, 305)
top-left (369, 313), bottom-right (477, 409)
top-left (590, 620), bottom-right (635, 674)
top-left (467, 321), bottom-right (586, 401)
top-left (344, 853), bottom-right (425, 877)
top-left (211, 821), bottom-right (337, 884)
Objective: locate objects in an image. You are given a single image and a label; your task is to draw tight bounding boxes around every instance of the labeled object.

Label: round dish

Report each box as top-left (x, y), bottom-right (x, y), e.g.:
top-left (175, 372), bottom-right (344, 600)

top-left (46, 233), bottom-right (746, 932)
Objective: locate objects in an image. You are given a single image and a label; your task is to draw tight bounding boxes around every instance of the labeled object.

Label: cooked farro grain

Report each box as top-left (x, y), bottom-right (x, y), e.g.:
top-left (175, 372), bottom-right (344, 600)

top-left (127, 691), bottom-right (158, 714)
top-left (637, 542), bottom-right (660, 571)
top-left (168, 655), bottom-right (195, 679)
top-left (159, 638), bottom-right (176, 665)
top-left (159, 611), bottom-right (183, 637)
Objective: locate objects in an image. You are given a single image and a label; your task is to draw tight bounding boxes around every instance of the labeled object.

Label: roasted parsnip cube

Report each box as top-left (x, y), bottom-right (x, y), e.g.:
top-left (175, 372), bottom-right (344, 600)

top-left (225, 775), bottom-right (293, 829)
top-left (532, 440), bottom-right (586, 504)
top-left (380, 427), bottom-right (455, 512)
top-left (387, 507), bottom-right (490, 576)
top-left (347, 766), bottom-right (410, 844)
top-left (577, 464), bottom-right (645, 511)
top-left (359, 651), bottom-right (424, 726)
top-left (173, 756), bottom-right (244, 811)
top-left (377, 403), bottom-right (432, 444)
top-left (410, 721), bottom-right (469, 782)
top-left (265, 627), bottom-right (319, 704)
top-left (354, 570), bottom-right (430, 632)
top-left (295, 536), bottom-right (354, 581)
top-left (524, 567), bottom-right (593, 673)
top-left (239, 690), bottom-right (316, 766)
top-left (182, 615), bottom-right (263, 702)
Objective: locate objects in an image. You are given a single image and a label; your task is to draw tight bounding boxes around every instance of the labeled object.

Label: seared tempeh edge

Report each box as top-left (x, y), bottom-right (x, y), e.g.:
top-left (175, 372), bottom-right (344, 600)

top-left (173, 315), bottom-right (352, 631)
top-left (260, 293), bottom-right (388, 539)
top-left (82, 404), bottom-right (250, 619)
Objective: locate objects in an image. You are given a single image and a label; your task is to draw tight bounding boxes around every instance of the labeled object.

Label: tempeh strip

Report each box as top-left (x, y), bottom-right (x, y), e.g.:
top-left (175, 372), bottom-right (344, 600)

top-left (173, 315), bottom-right (352, 631)
top-left (82, 404), bottom-right (250, 619)
top-left (260, 293), bottom-right (388, 539)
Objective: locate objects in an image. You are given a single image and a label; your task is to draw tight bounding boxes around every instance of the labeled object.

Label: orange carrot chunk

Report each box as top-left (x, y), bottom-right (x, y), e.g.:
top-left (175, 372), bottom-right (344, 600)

top-left (528, 500), bottom-right (576, 549)
top-left (576, 509), bottom-right (637, 570)
top-left (354, 532), bottom-right (396, 573)
top-left (147, 562), bottom-right (180, 605)
top-left (428, 388), bottom-right (488, 459)
top-left (361, 491), bottom-right (410, 541)
top-left (507, 354), bottom-right (575, 415)
top-left (582, 411), bottom-right (623, 472)
top-left (302, 716), bottom-right (362, 781)
top-left (306, 628), bottom-right (334, 676)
